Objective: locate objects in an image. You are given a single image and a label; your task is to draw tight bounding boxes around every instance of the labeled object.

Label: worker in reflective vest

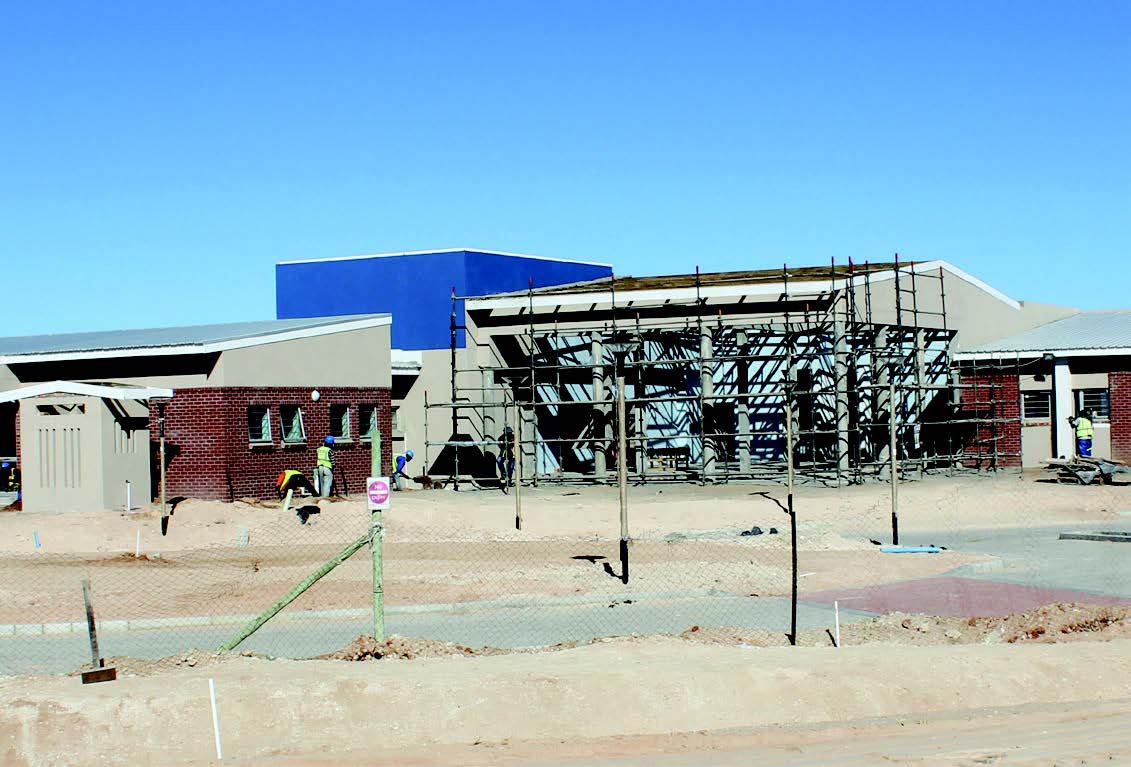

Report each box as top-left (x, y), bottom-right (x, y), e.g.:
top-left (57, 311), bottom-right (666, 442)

top-left (1071, 410), bottom-right (1094, 457)
top-left (276, 469), bottom-right (315, 498)
top-left (316, 437), bottom-right (335, 497)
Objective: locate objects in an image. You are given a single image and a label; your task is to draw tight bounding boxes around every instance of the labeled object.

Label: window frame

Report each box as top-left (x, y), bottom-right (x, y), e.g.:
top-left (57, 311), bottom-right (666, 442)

top-left (1073, 388), bottom-right (1111, 419)
top-left (248, 406), bottom-right (272, 445)
top-left (359, 404), bottom-right (378, 443)
top-left (279, 405), bottom-right (307, 444)
top-left (329, 404), bottom-right (351, 442)
top-left (1021, 391), bottom-right (1052, 421)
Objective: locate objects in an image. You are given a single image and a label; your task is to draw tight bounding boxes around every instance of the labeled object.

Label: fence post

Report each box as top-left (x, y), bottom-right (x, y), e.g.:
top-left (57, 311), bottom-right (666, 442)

top-left (889, 380), bottom-right (900, 545)
top-left (617, 377), bottom-right (629, 584)
top-left (785, 400), bottom-right (797, 646)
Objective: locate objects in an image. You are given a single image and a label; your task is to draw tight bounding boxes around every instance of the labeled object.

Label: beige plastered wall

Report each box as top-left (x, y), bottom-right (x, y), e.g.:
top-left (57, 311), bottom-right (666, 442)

top-left (0, 325), bottom-right (392, 392)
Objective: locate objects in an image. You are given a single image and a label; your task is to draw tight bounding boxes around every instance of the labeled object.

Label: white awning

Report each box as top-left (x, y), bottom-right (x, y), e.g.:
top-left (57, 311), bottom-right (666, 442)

top-left (0, 381), bottom-right (175, 403)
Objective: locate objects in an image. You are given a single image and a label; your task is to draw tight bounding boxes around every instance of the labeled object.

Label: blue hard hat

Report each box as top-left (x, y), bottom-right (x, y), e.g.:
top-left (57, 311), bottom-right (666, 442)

top-left (406, 450), bottom-right (414, 459)
top-left (1, 462), bottom-right (8, 469)
top-left (324, 436), bottom-right (334, 445)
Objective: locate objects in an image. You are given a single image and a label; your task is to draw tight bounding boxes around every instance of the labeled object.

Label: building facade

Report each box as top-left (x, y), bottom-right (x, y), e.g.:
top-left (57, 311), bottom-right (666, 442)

top-left (0, 316), bottom-right (393, 508)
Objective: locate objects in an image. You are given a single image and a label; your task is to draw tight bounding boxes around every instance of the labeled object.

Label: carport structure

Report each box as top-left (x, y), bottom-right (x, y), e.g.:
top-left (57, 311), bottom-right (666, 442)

top-left (0, 381), bottom-right (173, 513)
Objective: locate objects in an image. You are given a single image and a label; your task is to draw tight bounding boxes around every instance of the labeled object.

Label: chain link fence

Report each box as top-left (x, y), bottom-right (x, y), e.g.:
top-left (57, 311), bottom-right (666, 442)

top-left (2, 470), bottom-right (1129, 676)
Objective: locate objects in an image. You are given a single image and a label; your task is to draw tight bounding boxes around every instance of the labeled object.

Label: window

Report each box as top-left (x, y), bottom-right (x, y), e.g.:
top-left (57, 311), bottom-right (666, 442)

top-left (391, 406), bottom-right (401, 433)
top-left (1075, 388), bottom-right (1111, 418)
top-left (1021, 391), bottom-right (1051, 420)
top-left (359, 405), bottom-right (378, 442)
top-left (279, 405), bottom-right (306, 443)
top-left (329, 405), bottom-right (350, 440)
top-left (248, 406), bottom-right (272, 443)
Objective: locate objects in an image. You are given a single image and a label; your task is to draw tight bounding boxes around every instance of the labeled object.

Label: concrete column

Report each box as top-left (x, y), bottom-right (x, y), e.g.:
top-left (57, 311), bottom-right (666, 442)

top-left (592, 335), bottom-right (607, 478)
top-left (833, 316), bottom-right (850, 477)
top-left (736, 330), bottom-right (752, 473)
top-left (1053, 358), bottom-right (1074, 459)
top-left (481, 370), bottom-right (496, 448)
top-left (700, 331), bottom-right (715, 477)
top-left (914, 329), bottom-right (926, 473)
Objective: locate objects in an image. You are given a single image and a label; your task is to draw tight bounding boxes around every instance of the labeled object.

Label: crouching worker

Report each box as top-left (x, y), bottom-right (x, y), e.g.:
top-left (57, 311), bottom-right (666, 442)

top-left (393, 450), bottom-right (414, 491)
top-left (277, 469), bottom-right (316, 498)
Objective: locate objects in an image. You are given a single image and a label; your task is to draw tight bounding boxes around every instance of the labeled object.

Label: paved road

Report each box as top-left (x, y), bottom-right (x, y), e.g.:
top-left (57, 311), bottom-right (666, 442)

top-left (0, 592), bottom-right (852, 675)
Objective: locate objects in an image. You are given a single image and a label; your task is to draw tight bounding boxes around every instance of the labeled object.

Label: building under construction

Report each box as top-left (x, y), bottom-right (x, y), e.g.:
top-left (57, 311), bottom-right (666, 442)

top-left (422, 259), bottom-right (1076, 485)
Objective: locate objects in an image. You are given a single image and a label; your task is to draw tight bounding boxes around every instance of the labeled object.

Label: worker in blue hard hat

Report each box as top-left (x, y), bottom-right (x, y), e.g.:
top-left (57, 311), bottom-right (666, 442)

top-left (393, 449), bottom-right (414, 491)
top-left (316, 436), bottom-right (335, 496)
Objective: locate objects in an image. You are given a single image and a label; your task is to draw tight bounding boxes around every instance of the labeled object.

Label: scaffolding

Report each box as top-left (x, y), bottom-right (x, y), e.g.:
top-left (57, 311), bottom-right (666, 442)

top-left (426, 260), bottom-right (1022, 486)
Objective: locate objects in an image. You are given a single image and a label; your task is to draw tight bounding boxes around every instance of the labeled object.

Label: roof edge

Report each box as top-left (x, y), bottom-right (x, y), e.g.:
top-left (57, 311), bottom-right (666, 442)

top-left (277, 248), bottom-right (613, 269)
top-left (0, 381), bottom-right (175, 403)
top-left (0, 316), bottom-right (392, 365)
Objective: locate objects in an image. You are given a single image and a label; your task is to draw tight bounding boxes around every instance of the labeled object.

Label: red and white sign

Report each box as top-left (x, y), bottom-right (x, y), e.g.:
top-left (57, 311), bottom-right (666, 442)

top-left (366, 476), bottom-right (391, 510)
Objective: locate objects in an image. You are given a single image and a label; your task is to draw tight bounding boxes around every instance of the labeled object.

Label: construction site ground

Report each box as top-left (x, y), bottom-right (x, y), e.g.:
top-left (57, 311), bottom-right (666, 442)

top-left (1, 473), bottom-right (1130, 763)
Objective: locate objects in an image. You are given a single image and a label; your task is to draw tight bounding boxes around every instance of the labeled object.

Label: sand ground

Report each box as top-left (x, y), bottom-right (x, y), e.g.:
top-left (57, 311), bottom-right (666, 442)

top-left (1, 474), bottom-right (1125, 625)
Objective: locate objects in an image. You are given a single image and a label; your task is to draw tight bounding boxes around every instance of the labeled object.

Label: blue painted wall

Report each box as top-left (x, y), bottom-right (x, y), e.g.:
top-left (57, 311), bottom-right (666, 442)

top-left (276, 250), bottom-right (611, 350)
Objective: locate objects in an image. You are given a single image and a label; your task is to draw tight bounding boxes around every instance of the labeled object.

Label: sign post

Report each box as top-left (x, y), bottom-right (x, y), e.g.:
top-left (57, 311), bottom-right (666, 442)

top-left (366, 476), bottom-right (391, 641)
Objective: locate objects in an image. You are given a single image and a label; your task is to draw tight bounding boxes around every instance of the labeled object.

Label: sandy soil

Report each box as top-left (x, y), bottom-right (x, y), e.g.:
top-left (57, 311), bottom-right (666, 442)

top-left (4, 631), bottom-right (1130, 766)
top-left (0, 474), bottom-right (1123, 625)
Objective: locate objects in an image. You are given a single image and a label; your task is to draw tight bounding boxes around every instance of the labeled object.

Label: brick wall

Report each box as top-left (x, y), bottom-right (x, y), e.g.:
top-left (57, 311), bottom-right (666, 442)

top-left (1109, 372), bottom-right (1131, 463)
top-left (149, 387), bottom-right (392, 501)
top-left (958, 371), bottom-right (1021, 468)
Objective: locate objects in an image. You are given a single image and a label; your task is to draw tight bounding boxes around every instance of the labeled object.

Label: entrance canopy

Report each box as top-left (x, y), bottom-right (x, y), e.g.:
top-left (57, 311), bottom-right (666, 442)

top-left (0, 381), bottom-right (174, 403)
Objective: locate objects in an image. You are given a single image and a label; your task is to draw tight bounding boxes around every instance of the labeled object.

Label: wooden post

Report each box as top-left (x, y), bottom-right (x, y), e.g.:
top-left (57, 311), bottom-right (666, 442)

top-left (617, 376), bottom-right (629, 584)
top-left (889, 380), bottom-right (900, 545)
top-left (220, 533), bottom-right (370, 651)
top-left (371, 501), bottom-right (386, 642)
top-left (81, 579), bottom-right (101, 667)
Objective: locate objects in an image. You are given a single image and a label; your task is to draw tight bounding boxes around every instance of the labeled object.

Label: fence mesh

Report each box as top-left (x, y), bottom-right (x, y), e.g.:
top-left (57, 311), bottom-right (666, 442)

top-left (1, 469), bottom-right (1129, 677)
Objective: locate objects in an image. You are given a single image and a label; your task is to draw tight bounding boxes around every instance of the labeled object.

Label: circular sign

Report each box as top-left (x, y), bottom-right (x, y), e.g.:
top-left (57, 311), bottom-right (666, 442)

top-left (367, 478), bottom-right (390, 505)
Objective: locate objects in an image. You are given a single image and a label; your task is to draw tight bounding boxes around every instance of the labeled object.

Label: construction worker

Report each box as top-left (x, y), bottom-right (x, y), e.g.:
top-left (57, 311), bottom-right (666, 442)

top-left (2, 461), bottom-right (19, 500)
top-left (316, 436), bottom-right (335, 497)
top-left (497, 427), bottom-right (516, 487)
top-left (1070, 410), bottom-right (1094, 457)
top-left (276, 469), bottom-right (316, 498)
top-left (393, 450), bottom-right (414, 490)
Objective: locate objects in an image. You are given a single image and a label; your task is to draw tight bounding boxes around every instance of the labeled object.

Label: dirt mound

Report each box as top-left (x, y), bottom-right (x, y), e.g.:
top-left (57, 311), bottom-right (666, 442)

top-left (320, 634), bottom-right (509, 661)
top-left (674, 603), bottom-right (1131, 649)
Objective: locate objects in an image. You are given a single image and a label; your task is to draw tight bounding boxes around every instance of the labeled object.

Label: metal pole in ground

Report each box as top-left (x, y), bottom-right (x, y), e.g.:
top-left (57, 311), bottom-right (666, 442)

top-left (513, 392), bottom-right (522, 530)
top-left (80, 579), bottom-right (115, 683)
top-left (785, 401), bottom-right (797, 646)
top-left (617, 376), bottom-right (629, 584)
top-left (159, 403), bottom-right (167, 535)
top-left (889, 380), bottom-right (900, 545)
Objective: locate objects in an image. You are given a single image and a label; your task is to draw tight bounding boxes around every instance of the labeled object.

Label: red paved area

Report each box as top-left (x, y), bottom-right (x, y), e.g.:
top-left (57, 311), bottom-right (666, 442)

top-left (802, 576), bottom-right (1131, 617)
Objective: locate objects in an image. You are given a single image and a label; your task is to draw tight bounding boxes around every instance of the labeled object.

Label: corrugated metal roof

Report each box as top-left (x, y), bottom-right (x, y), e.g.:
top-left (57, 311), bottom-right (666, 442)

top-left (968, 310), bottom-right (1131, 353)
top-left (494, 261), bottom-right (907, 297)
top-left (0, 315), bottom-right (389, 358)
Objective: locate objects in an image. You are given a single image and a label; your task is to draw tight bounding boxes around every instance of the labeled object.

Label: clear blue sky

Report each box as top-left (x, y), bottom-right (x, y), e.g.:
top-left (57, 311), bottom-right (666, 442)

top-left (2, 1), bottom-right (1128, 335)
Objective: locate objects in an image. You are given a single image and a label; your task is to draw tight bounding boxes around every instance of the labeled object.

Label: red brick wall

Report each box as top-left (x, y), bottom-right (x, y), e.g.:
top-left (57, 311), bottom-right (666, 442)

top-left (958, 372), bottom-right (1021, 468)
top-left (149, 387), bottom-right (392, 501)
top-left (1109, 372), bottom-right (1131, 463)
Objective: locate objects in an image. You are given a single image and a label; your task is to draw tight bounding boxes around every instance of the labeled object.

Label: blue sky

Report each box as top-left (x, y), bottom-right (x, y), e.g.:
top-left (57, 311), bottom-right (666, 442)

top-left (2, 1), bottom-right (1128, 335)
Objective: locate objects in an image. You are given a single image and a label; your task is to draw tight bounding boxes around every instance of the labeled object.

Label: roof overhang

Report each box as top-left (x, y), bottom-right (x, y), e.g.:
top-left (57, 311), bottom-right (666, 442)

top-left (955, 348), bottom-right (1131, 362)
top-left (0, 316), bottom-right (392, 365)
top-left (465, 260), bottom-right (1021, 313)
top-left (0, 381), bottom-right (175, 403)
top-left (391, 349), bottom-right (423, 376)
